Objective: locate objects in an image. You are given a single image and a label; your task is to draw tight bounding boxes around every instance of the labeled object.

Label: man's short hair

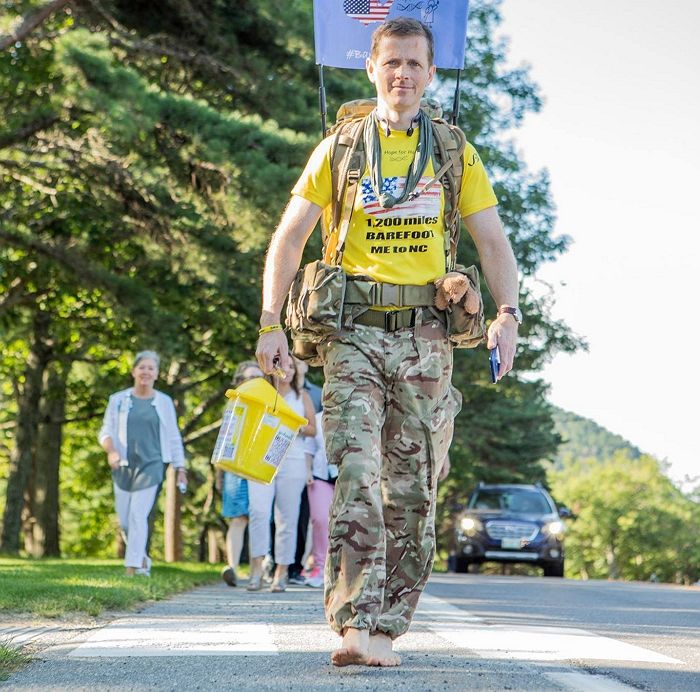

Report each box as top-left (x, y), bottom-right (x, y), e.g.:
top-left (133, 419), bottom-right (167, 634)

top-left (370, 17), bottom-right (434, 66)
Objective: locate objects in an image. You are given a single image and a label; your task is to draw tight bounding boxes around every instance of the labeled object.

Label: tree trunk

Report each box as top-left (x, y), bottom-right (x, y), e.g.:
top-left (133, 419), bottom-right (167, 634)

top-left (31, 360), bottom-right (69, 557)
top-left (1, 311), bottom-right (51, 553)
top-left (163, 465), bottom-right (182, 562)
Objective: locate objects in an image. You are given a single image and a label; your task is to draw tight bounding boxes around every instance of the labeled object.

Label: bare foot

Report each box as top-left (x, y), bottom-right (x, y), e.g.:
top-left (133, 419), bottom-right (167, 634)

top-left (331, 628), bottom-right (369, 667)
top-left (366, 632), bottom-right (401, 667)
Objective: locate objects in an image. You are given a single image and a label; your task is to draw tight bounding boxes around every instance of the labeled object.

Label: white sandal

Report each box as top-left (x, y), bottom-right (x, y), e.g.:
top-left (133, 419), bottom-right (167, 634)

top-left (246, 573), bottom-right (263, 591)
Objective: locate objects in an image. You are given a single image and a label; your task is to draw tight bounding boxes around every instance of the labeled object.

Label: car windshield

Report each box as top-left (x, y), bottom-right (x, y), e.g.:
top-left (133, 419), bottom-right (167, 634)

top-left (468, 489), bottom-right (551, 514)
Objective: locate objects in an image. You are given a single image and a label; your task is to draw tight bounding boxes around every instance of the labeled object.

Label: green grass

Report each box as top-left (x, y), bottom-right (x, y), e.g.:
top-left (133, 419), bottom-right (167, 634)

top-left (0, 639), bottom-right (32, 682)
top-left (0, 558), bottom-right (221, 618)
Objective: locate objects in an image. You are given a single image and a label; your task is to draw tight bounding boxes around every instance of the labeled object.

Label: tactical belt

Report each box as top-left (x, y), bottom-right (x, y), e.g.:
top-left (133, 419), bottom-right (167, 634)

top-left (344, 280), bottom-right (436, 308)
top-left (352, 307), bottom-right (446, 332)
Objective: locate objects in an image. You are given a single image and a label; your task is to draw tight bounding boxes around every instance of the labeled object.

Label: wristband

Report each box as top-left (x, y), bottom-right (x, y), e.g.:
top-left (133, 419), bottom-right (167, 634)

top-left (258, 324), bottom-right (283, 336)
top-left (497, 305), bottom-right (522, 325)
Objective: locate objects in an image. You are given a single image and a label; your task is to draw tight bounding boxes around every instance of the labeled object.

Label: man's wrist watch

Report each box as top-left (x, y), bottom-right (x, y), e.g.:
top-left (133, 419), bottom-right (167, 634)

top-left (497, 305), bottom-right (523, 325)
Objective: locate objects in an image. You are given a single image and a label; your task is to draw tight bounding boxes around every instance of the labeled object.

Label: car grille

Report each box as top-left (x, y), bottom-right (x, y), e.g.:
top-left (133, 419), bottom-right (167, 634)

top-left (485, 521), bottom-right (538, 542)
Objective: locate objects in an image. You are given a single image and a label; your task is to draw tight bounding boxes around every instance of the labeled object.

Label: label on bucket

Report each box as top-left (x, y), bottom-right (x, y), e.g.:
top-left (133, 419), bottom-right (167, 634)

top-left (211, 407), bottom-right (234, 463)
top-left (211, 403), bottom-right (246, 463)
top-left (262, 426), bottom-right (295, 469)
top-left (222, 404), bottom-right (246, 460)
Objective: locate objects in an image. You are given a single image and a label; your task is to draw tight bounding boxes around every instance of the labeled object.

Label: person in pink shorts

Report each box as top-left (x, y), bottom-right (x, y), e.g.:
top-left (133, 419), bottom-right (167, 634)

top-left (304, 410), bottom-right (337, 588)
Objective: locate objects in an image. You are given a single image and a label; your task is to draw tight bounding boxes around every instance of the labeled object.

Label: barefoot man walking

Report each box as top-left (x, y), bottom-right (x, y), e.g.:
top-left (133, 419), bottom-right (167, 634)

top-left (256, 17), bottom-right (519, 667)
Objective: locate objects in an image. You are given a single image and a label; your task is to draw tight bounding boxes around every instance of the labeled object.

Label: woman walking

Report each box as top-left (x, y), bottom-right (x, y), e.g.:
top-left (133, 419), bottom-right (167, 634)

top-left (218, 360), bottom-right (264, 587)
top-left (99, 351), bottom-right (186, 576)
top-left (246, 358), bottom-right (316, 592)
top-left (303, 410), bottom-right (337, 588)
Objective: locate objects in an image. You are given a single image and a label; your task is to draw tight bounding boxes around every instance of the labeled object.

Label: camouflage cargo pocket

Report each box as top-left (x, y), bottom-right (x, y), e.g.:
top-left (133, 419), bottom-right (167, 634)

top-left (286, 260), bottom-right (346, 341)
top-left (446, 264), bottom-right (485, 349)
top-left (321, 382), bottom-right (355, 456)
top-left (427, 384), bottom-right (462, 464)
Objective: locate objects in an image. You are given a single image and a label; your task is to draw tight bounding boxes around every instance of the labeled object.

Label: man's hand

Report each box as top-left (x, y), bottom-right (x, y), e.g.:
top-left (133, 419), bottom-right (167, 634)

top-left (256, 329), bottom-right (292, 376)
top-left (487, 314), bottom-right (518, 380)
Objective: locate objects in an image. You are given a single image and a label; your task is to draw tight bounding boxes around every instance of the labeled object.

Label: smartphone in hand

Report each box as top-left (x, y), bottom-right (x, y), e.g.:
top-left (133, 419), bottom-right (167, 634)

top-left (489, 346), bottom-right (501, 384)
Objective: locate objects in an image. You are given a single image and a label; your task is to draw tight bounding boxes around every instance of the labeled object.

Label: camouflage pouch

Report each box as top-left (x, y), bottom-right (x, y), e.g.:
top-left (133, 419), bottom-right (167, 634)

top-left (445, 264), bottom-right (485, 349)
top-left (286, 260), bottom-right (346, 364)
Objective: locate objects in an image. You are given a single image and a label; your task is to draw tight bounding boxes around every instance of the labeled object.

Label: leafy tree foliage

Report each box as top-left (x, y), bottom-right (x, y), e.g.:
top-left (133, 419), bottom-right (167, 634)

top-left (552, 408), bottom-right (642, 467)
top-left (549, 452), bottom-right (700, 584)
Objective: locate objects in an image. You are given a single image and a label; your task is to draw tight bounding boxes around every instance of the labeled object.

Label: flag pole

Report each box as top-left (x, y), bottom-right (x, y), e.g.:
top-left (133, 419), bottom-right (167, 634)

top-left (451, 68), bottom-right (462, 126)
top-left (319, 65), bottom-right (328, 137)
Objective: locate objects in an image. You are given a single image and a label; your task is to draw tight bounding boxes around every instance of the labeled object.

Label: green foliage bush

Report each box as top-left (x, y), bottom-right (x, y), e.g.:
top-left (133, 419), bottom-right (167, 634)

top-left (549, 452), bottom-right (700, 584)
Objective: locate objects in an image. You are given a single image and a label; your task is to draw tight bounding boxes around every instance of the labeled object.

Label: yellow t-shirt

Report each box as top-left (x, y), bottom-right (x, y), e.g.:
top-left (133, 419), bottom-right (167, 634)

top-left (292, 123), bottom-right (498, 285)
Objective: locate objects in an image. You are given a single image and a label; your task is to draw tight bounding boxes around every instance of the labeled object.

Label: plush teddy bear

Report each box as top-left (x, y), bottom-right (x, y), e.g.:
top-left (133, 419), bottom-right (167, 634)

top-left (434, 272), bottom-right (480, 314)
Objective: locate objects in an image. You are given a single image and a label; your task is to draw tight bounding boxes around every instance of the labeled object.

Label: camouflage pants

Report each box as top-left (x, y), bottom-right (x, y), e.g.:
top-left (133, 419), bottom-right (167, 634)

top-left (319, 314), bottom-right (462, 639)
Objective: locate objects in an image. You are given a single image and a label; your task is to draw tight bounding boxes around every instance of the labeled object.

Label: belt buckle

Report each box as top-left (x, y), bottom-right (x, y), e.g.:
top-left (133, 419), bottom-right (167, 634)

top-left (380, 284), bottom-right (401, 307)
top-left (384, 310), bottom-right (399, 331)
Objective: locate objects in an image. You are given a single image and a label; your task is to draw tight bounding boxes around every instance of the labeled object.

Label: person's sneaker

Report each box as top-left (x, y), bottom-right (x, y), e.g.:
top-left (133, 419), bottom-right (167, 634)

top-left (135, 556), bottom-right (152, 577)
top-left (287, 572), bottom-right (306, 586)
top-left (305, 566), bottom-right (324, 588)
top-left (221, 566), bottom-right (237, 587)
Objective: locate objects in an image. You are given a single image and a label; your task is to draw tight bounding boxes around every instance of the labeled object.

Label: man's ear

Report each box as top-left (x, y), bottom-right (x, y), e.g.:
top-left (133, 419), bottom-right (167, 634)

top-left (366, 57), bottom-right (376, 84)
top-left (427, 64), bottom-right (436, 86)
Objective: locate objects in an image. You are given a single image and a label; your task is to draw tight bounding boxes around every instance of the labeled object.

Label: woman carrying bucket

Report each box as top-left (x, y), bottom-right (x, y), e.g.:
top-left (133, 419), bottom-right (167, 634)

top-left (218, 360), bottom-right (264, 587)
top-left (246, 358), bottom-right (316, 592)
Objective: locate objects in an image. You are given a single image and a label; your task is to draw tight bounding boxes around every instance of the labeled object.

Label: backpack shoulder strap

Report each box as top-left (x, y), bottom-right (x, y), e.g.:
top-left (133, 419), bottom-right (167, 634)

top-left (322, 117), bottom-right (368, 265)
top-left (431, 119), bottom-right (466, 271)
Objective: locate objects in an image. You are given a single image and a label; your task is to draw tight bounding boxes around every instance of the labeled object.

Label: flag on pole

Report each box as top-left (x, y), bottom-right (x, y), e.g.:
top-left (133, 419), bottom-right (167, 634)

top-left (313, 0), bottom-right (469, 69)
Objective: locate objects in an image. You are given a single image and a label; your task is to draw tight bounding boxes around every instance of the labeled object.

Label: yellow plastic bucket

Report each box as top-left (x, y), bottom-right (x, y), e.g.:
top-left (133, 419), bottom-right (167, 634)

top-left (210, 377), bottom-right (308, 484)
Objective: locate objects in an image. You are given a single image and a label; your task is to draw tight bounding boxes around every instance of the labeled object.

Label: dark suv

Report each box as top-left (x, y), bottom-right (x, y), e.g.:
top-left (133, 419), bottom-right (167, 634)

top-left (447, 483), bottom-right (569, 577)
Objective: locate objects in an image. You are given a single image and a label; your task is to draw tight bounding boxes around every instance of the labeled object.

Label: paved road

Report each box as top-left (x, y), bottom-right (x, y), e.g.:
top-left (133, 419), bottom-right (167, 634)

top-left (4, 573), bottom-right (699, 690)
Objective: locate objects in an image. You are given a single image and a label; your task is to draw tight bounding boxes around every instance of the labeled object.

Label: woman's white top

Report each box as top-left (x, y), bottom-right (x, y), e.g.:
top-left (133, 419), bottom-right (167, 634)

top-left (98, 388), bottom-right (186, 468)
top-left (276, 390), bottom-right (308, 479)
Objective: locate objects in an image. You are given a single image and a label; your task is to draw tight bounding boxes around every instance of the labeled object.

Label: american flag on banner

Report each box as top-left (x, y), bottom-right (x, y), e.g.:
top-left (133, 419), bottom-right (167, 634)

top-left (362, 176), bottom-right (441, 217)
top-left (313, 0), bottom-right (469, 69)
top-left (343, 0), bottom-right (394, 26)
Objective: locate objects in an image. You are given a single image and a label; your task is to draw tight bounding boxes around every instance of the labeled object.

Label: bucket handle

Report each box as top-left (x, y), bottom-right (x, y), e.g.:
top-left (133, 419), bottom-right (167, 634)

top-left (271, 357), bottom-right (283, 413)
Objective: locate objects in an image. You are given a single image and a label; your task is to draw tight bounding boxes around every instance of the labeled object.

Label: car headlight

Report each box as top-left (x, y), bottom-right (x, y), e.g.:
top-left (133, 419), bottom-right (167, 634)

top-left (544, 520), bottom-right (565, 536)
top-left (460, 517), bottom-right (481, 533)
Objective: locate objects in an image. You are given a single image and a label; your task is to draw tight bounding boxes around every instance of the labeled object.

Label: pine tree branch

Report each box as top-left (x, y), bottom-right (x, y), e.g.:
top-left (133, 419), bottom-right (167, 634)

top-left (0, 0), bottom-right (72, 51)
top-left (0, 116), bottom-right (61, 149)
top-left (0, 277), bottom-right (46, 317)
top-left (83, 0), bottom-right (242, 81)
top-left (183, 419), bottom-right (221, 445)
top-left (0, 222), bottom-right (135, 303)
top-left (182, 385), bottom-right (228, 437)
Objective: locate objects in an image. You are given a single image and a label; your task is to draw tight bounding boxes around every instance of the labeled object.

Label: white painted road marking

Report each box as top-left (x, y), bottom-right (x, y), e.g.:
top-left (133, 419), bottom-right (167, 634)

top-left (546, 671), bottom-right (637, 691)
top-left (68, 618), bottom-right (277, 657)
top-left (416, 593), bottom-right (682, 664)
top-left (64, 589), bottom-right (683, 670)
